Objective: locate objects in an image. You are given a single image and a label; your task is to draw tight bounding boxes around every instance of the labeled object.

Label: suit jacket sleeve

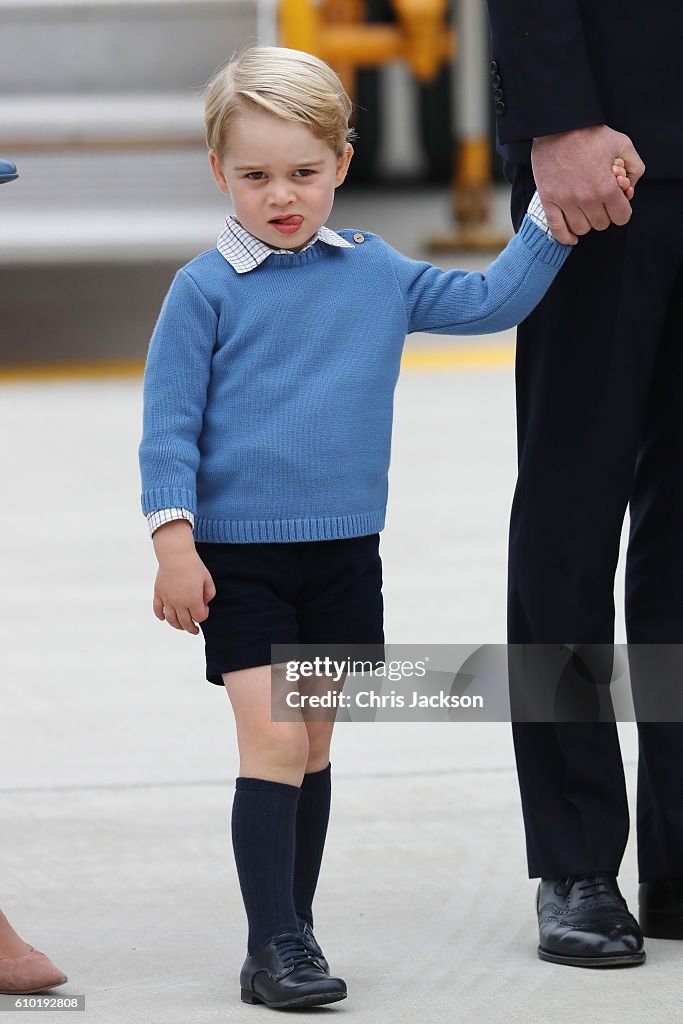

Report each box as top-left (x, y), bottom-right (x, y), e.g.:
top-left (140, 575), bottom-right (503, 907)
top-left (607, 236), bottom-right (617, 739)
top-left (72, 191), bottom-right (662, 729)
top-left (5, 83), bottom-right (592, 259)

top-left (486, 0), bottom-right (605, 144)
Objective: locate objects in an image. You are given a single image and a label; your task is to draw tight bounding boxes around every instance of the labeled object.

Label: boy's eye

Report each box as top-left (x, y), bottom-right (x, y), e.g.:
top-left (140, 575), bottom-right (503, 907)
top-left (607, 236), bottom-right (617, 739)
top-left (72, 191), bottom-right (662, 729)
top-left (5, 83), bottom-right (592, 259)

top-left (243, 169), bottom-right (314, 180)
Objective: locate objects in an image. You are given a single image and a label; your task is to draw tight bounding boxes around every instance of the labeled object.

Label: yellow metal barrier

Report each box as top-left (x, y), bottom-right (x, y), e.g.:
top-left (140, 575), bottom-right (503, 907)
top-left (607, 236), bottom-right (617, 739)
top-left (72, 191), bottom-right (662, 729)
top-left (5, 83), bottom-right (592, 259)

top-left (280, 0), bottom-right (455, 98)
top-left (425, 0), bottom-right (509, 251)
top-left (280, 0), bottom-right (507, 251)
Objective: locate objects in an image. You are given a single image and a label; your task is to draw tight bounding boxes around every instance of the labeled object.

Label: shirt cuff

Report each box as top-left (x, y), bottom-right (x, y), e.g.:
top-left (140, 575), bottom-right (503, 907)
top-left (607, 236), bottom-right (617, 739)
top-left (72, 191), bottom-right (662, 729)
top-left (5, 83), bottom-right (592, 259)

top-left (147, 507), bottom-right (195, 537)
top-left (526, 190), bottom-right (555, 241)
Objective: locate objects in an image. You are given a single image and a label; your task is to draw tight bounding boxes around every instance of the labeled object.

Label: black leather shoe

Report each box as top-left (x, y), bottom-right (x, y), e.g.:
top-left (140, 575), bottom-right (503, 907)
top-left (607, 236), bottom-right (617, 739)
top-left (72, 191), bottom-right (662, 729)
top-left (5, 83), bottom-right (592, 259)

top-left (298, 917), bottom-right (330, 974)
top-left (240, 931), bottom-right (346, 1008)
top-left (537, 874), bottom-right (645, 967)
top-left (639, 879), bottom-right (683, 939)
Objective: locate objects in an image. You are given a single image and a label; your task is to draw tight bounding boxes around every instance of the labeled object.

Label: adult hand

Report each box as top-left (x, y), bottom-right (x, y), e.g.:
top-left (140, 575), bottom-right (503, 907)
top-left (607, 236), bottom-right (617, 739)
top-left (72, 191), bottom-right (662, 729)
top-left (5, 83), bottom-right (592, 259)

top-left (532, 125), bottom-right (646, 244)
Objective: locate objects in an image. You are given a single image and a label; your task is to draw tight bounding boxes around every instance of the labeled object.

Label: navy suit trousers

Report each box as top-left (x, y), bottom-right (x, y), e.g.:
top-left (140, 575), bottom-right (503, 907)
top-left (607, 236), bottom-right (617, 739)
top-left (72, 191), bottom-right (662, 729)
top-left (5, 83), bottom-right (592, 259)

top-left (507, 163), bottom-right (683, 880)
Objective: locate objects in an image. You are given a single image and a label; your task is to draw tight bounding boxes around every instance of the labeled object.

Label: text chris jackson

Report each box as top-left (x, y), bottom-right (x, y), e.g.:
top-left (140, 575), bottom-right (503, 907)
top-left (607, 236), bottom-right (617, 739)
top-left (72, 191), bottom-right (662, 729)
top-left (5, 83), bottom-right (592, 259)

top-left (285, 690), bottom-right (484, 710)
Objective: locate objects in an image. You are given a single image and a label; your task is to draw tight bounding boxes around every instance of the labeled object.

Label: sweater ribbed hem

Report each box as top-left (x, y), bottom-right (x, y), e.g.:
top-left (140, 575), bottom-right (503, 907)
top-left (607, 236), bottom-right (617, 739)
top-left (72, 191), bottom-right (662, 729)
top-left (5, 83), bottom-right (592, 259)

top-left (518, 215), bottom-right (573, 269)
top-left (194, 508), bottom-right (385, 543)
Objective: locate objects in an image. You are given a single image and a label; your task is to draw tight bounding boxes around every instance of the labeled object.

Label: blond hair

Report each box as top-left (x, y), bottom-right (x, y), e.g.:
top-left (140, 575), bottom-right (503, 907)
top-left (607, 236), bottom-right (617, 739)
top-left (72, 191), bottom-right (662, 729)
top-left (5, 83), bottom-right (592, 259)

top-left (204, 45), bottom-right (356, 159)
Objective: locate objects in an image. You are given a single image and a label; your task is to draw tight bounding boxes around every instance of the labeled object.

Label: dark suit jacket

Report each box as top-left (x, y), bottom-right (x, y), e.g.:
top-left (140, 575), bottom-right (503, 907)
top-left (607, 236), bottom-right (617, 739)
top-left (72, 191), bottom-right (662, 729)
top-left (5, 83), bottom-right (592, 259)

top-left (485, 0), bottom-right (683, 178)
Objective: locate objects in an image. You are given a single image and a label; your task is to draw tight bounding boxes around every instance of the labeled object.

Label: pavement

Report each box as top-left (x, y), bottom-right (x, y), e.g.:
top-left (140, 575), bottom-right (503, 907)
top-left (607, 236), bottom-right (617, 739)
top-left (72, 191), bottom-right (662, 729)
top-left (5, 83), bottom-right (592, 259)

top-left (4, 342), bottom-right (682, 1023)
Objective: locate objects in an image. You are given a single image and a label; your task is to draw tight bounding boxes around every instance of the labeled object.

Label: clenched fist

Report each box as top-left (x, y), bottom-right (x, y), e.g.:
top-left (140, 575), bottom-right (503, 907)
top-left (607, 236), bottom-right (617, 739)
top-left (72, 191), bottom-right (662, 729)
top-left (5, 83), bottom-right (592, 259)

top-left (532, 124), bottom-right (646, 245)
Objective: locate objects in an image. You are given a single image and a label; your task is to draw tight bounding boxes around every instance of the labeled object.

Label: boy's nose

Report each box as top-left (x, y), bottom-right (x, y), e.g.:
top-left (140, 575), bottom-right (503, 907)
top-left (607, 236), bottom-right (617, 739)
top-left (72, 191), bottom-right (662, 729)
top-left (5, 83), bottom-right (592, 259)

top-left (268, 182), bottom-right (296, 206)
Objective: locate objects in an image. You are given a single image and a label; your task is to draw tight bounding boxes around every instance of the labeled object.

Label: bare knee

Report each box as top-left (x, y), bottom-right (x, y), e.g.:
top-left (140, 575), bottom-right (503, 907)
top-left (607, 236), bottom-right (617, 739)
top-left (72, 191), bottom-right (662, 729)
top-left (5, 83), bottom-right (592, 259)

top-left (222, 666), bottom-right (311, 784)
top-left (305, 721), bottom-right (333, 773)
top-left (240, 720), bottom-right (310, 785)
top-left (266, 721), bottom-right (310, 773)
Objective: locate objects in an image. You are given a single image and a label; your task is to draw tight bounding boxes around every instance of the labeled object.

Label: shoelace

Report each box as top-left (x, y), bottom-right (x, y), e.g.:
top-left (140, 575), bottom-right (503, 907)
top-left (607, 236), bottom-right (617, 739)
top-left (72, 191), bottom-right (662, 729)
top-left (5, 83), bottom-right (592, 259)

top-left (271, 933), bottom-right (315, 971)
top-left (555, 875), bottom-right (611, 900)
top-left (577, 876), bottom-right (610, 900)
top-left (302, 925), bottom-right (323, 957)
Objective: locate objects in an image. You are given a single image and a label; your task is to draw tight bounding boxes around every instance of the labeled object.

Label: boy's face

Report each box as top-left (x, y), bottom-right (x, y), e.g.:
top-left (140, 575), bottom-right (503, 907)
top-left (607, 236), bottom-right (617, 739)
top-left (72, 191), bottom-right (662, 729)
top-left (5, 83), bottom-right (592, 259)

top-left (209, 108), bottom-right (353, 252)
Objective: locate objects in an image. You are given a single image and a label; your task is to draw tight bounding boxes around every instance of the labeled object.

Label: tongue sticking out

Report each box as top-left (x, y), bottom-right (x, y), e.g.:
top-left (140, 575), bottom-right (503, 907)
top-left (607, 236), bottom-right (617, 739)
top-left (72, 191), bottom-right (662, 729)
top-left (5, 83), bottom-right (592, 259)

top-left (270, 215), bottom-right (304, 234)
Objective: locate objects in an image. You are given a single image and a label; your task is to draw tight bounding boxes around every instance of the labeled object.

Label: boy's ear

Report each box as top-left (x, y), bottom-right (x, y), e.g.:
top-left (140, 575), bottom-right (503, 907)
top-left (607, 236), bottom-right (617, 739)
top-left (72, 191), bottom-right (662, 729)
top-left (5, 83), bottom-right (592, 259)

top-left (209, 150), bottom-right (230, 195)
top-left (335, 143), bottom-right (354, 187)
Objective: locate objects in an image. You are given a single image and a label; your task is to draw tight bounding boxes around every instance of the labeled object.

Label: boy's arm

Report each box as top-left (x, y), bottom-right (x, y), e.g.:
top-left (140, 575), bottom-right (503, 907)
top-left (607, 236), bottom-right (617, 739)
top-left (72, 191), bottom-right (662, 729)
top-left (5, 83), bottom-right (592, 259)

top-left (382, 161), bottom-right (633, 334)
top-left (383, 195), bottom-right (571, 337)
top-left (139, 268), bottom-right (216, 521)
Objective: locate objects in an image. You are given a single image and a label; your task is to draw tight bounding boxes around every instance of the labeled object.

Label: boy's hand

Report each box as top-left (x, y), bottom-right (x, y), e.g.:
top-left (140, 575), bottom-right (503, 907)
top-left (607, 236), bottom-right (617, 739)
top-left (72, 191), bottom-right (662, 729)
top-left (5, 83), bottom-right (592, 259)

top-left (612, 158), bottom-right (634, 200)
top-left (153, 552), bottom-right (217, 634)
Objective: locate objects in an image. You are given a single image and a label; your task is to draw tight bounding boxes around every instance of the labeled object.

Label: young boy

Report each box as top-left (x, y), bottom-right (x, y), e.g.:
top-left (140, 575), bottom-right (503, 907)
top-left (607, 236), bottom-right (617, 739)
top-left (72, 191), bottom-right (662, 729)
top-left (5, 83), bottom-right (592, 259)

top-left (138, 46), bottom-right (633, 1010)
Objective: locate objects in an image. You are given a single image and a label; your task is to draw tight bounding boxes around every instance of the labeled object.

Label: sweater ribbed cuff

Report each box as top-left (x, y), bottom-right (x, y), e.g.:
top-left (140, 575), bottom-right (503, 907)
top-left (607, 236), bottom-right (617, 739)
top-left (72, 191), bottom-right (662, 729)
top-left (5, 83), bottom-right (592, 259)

top-left (141, 486), bottom-right (197, 517)
top-left (518, 215), bottom-right (573, 269)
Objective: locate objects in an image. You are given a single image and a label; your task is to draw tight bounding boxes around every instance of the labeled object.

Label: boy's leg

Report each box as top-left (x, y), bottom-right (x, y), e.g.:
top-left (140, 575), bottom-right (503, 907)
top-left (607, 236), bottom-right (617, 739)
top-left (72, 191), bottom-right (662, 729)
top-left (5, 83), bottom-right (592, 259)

top-left (304, 720), bottom-right (336, 775)
top-left (225, 663), bottom-right (309, 785)
top-left (223, 665), bottom-right (309, 954)
top-left (294, 534), bottom-right (384, 926)
top-left (197, 543), bottom-right (346, 1003)
top-left (225, 665), bottom-right (347, 1007)
top-left (286, 534), bottom-right (383, 945)
top-left (294, 720), bottom-right (335, 929)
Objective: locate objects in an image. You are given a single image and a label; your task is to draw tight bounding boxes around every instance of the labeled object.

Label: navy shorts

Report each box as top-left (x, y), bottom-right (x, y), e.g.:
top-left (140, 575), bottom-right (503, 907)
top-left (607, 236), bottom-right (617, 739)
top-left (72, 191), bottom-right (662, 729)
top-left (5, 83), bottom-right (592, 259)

top-left (194, 534), bottom-right (384, 685)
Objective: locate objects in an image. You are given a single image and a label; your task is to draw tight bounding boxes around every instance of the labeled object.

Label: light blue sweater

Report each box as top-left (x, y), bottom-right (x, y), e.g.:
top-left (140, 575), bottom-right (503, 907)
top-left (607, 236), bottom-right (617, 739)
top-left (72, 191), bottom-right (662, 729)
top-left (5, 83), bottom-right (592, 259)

top-left (139, 217), bottom-right (570, 543)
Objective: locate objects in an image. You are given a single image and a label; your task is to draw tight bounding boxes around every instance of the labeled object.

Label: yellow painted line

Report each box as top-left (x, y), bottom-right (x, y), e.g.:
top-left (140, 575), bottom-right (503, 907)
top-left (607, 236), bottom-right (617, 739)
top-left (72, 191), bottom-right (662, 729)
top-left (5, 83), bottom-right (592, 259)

top-left (0, 359), bottom-right (146, 383)
top-left (0, 345), bottom-right (515, 384)
top-left (401, 344), bottom-right (514, 372)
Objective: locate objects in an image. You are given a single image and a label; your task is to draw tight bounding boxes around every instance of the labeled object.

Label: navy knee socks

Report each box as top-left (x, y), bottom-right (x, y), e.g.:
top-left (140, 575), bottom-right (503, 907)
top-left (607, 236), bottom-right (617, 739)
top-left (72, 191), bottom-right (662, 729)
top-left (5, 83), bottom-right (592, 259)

top-left (231, 777), bottom-right (300, 954)
top-left (231, 763), bottom-right (332, 952)
top-left (294, 763), bottom-right (332, 927)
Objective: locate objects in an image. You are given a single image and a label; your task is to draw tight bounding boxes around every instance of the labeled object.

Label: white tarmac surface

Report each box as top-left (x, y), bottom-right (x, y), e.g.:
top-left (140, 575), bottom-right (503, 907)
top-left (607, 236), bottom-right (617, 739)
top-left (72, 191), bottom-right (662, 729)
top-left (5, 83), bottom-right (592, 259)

top-left (1, 187), bottom-right (680, 1021)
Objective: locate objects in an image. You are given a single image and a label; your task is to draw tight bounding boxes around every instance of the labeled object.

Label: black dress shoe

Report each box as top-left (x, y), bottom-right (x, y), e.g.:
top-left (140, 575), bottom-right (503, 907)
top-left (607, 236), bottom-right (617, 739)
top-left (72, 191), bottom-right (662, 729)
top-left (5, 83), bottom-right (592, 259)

top-left (298, 917), bottom-right (330, 974)
top-left (639, 879), bottom-right (683, 939)
top-left (537, 874), bottom-right (645, 967)
top-left (240, 931), bottom-right (346, 1008)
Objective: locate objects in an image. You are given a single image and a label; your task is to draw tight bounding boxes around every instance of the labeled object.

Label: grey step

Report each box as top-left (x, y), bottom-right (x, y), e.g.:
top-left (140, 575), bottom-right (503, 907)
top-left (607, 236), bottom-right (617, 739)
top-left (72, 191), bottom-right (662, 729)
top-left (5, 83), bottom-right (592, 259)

top-left (0, 94), bottom-right (205, 146)
top-left (0, 149), bottom-right (506, 265)
top-left (1, 149), bottom-right (227, 263)
top-left (0, 0), bottom-right (256, 95)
